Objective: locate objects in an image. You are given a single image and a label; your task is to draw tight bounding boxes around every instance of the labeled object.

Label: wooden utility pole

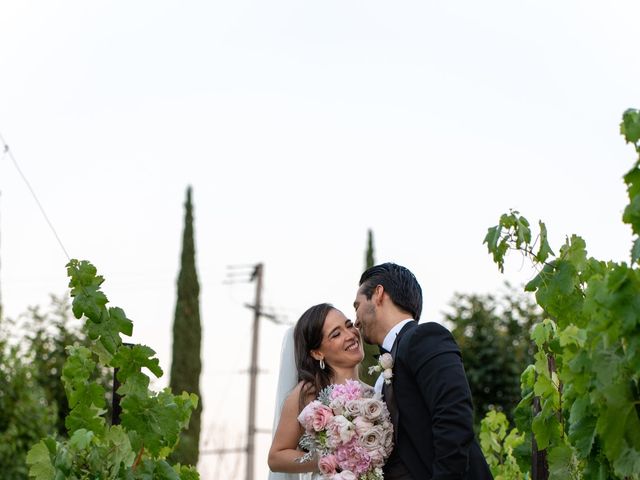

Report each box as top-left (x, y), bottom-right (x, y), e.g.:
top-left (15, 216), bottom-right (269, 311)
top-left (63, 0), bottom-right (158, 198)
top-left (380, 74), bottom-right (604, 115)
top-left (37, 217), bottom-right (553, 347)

top-left (245, 263), bottom-right (263, 480)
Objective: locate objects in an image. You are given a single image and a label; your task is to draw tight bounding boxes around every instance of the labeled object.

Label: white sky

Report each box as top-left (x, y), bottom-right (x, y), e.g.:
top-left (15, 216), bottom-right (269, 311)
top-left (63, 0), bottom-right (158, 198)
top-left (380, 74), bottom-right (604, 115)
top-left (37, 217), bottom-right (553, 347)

top-left (1, 1), bottom-right (639, 478)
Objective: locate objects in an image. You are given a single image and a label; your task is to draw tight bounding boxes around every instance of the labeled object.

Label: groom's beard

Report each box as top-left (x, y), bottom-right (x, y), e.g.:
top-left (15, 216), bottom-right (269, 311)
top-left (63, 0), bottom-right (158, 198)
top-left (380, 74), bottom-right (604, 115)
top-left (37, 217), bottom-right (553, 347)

top-left (358, 305), bottom-right (377, 345)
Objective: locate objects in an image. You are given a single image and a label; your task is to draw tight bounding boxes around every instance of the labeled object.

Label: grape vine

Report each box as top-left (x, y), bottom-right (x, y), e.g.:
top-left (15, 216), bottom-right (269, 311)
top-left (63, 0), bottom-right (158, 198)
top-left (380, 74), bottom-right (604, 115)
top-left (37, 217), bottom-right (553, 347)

top-left (482, 109), bottom-right (640, 479)
top-left (26, 260), bottom-right (200, 480)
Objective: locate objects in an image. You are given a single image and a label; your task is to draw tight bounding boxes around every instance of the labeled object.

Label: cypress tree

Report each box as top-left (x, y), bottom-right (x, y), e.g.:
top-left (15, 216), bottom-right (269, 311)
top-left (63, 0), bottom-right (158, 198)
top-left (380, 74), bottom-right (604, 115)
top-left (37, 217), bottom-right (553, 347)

top-left (359, 229), bottom-right (379, 385)
top-left (169, 186), bottom-right (202, 466)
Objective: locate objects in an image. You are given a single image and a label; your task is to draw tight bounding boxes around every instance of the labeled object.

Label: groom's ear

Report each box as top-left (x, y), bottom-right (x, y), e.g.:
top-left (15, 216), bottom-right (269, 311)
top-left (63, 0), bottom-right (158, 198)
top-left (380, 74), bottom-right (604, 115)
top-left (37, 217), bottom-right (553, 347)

top-left (373, 284), bottom-right (385, 306)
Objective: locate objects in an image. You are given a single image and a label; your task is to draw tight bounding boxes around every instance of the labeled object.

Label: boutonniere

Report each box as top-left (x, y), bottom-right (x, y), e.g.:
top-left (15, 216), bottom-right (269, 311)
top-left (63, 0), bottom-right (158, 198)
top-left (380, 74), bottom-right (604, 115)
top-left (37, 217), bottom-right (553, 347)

top-left (368, 352), bottom-right (394, 384)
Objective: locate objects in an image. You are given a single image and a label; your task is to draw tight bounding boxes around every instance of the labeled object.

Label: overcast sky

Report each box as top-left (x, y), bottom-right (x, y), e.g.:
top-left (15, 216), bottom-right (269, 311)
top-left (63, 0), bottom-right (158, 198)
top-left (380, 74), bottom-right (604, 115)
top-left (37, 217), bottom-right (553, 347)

top-left (1, 1), bottom-right (639, 478)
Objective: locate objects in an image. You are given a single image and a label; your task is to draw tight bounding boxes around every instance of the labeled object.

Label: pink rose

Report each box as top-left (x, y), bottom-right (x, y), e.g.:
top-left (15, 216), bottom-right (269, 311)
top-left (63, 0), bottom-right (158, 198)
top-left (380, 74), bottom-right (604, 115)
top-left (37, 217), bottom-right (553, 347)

top-left (297, 400), bottom-right (323, 432)
top-left (318, 454), bottom-right (338, 476)
top-left (312, 404), bottom-right (334, 431)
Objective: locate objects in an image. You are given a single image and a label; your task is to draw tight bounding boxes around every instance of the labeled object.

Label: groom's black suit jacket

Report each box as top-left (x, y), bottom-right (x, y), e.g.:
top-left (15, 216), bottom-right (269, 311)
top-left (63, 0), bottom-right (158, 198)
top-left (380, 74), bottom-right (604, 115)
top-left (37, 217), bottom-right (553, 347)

top-left (389, 321), bottom-right (492, 480)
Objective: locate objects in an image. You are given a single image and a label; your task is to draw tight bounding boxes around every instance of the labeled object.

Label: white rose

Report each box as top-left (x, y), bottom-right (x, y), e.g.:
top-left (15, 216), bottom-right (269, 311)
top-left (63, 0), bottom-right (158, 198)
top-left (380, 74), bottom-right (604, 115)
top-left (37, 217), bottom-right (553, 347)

top-left (382, 369), bottom-right (393, 381)
top-left (329, 398), bottom-right (346, 416)
top-left (379, 353), bottom-right (394, 369)
top-left (331, 415), bottom-right (356, 444)
top-left (335, 470), bottom-right (357, 480)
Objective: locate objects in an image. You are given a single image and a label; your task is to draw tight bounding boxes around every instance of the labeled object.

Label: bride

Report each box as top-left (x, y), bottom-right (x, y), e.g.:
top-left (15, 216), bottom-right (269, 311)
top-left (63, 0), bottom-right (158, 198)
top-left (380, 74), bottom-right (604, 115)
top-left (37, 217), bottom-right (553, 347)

top-left (268, 303), bottom-right (365, 479)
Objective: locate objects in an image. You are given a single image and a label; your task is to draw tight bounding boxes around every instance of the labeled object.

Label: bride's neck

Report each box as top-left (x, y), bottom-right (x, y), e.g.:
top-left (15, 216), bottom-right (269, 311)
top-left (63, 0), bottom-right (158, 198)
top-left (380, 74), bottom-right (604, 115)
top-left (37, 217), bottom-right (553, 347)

top-left (331, 366), bottom-right (359, 384)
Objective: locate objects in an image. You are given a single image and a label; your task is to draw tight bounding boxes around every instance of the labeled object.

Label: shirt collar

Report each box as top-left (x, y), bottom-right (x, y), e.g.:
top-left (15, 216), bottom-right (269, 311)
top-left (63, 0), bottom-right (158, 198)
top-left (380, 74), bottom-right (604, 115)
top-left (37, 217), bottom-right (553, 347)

top-left (382, 318), bottom-right (414, 352)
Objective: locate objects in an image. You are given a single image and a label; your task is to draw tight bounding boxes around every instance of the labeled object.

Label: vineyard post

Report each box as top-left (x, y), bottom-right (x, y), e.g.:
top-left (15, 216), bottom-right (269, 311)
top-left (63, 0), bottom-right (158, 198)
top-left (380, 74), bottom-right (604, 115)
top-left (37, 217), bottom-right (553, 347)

top-left (111, 342), bottom-right (133, 426)
top-left (531, 394), bottom-right (548, 480)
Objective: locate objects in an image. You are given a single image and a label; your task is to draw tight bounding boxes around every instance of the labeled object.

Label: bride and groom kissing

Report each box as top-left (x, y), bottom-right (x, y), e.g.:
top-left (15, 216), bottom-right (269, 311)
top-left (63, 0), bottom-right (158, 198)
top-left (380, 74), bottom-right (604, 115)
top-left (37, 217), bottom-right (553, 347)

top-left (268, 263), bottom-right (493, 480)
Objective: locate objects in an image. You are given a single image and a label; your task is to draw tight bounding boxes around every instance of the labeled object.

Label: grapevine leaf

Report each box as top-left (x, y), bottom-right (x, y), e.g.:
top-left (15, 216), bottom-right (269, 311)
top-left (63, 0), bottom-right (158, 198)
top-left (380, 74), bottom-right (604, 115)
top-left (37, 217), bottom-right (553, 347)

top-left (483, 225), bottom-right (502, 253)
top-left (533, 375), bottom-right (558, 407)
top-left (513, 391), bottom-right (533, 433)
top-left (622, 195), bottom-right (640, 235)
top-left (484, 225), bottom-right (508, 272)
top-left (631, 237), bottom-right (640, 264)
top-left (112, 344), bottom-right (163, 382)
top-left (69, 428), bottom-right (94, 450)
top-left (500, 211), bottom-right (518, 228)
top-left (531, 324), bottom-right (548, 348)
top-left (596, 383), bottom-right (635, 462)
top-left (624, 165), bottom-right (640, 201)
top-left (613, 446), bottom-right (640, 478)
top-left (117, 371), bottom-right (151, 397)
top-left (26, 441), bottom-right (55, 480)
top-left (109, 307), bottom-right (133, 337)
top-left (568, 396), bottom-right (596, 458)
top-left (520, 364), bottom-right (536, 390)
top-left (515, 215), bottom-right (532, 248)
top-left (65, 403), bottom-right (106, 436)
top-left (537, 221), bottom-right (554, 263)
top-left (525, 263), bottom-right (554, 292)
top-left (121, 390), bottom-right (196, 457)
top-left (548, 443), bottom-right (574, 480)
top-left (104, 426), bottom-right (136, 471)
top-left (607, 262), bottom-right (633, 293)
top-left (620, 108), bottom-right (640, 145)
top-left (532, 413), bottom-right (554, 450)
top-left (176, 465), bottom-right (200, 480)
top-left (132, 459), bottom-right (181, 480)
top-left (86, 314), bottom-right (122, 355)
top-left (558, 324), bottom-right (586, 348)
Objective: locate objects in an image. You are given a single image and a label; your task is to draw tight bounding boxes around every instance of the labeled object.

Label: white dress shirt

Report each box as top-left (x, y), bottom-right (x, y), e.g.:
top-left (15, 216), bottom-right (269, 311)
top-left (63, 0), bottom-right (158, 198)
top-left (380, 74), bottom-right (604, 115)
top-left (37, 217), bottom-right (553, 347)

top-left (374, 318), bottom-right (414, 395)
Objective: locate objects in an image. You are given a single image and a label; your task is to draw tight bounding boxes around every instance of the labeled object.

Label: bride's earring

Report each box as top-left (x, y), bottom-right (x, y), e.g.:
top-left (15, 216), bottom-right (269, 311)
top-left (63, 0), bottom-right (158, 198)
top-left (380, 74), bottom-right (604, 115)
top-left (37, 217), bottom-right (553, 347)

top-left (319, 358), bottom-right (325, 370)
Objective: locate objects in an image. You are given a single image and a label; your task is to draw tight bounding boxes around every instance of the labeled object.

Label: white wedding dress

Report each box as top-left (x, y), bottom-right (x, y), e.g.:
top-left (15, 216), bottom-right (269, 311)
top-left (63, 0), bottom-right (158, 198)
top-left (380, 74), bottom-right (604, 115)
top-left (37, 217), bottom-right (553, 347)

top-left (268, 327), bottom-right (319, 480)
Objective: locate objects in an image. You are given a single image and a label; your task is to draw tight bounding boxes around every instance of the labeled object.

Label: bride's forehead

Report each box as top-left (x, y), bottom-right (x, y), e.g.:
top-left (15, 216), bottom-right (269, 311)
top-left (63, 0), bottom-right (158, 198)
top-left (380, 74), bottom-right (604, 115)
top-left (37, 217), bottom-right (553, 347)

top-left (322, 309), bottom-right (348, 330)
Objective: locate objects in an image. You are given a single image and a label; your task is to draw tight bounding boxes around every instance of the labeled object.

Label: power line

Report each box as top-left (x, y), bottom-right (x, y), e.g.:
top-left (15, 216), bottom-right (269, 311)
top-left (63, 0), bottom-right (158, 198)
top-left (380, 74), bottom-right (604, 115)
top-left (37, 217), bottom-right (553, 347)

top-left (0, 132), bottom-right (70, 261)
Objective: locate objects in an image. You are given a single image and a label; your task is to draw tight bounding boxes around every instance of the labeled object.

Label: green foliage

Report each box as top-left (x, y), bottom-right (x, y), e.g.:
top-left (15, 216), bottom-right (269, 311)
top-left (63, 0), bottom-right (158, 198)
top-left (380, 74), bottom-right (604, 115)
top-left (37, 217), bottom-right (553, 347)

top-left (479, 409), bottom-right (528, 480)
top-left (483, 108), bottom-right (640, 480)
top-left (359, 228), bottom-right (379, 386)
top-left (445, 285), bottom-right (541, 426)
top-left (0, 328), bottom-right (57, 480)
top-left (27, 259), bottom-right (200, 479)
top-left (169, 186), bottom-right (203, 466)
top-left (0, 296), bottom-right (112, 479)
top-left (21, 295), bottom-right (112, 437)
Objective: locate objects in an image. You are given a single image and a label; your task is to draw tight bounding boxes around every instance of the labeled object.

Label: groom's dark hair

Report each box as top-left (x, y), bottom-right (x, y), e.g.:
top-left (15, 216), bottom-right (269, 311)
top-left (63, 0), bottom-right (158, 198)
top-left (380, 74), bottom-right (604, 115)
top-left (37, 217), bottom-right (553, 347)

top-left (359, 262), bottom-right (423, 321)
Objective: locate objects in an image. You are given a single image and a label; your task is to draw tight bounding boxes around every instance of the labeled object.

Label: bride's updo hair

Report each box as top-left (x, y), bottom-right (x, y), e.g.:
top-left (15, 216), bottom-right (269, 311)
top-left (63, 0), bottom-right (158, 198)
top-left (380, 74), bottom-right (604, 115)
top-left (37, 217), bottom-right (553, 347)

top-left (293, 303), bottom-right (334, 409)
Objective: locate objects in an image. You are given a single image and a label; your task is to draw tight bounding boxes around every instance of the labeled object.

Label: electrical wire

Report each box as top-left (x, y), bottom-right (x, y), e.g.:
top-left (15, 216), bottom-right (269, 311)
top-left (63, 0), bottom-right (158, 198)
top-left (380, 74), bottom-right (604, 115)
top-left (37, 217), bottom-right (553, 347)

top-left (0, 132), bottom-right (70, 261)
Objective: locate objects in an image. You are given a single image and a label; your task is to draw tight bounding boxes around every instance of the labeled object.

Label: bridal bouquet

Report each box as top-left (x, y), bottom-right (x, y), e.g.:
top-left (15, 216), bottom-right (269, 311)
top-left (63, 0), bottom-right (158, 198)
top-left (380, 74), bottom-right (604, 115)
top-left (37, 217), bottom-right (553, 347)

top-left (297, 379), bottom-right (394, 480)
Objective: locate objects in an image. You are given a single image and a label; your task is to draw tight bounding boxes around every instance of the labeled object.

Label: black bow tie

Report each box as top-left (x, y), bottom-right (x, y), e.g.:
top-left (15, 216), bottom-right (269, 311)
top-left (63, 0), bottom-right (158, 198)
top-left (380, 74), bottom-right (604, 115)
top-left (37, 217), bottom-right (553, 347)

top-left (378, 346), bottom-right (390, 356)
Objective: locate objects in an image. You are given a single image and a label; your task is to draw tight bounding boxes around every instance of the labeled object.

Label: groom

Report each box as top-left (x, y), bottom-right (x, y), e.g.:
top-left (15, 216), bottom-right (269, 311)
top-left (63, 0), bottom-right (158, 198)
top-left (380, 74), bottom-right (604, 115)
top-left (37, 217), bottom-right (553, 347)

top-left (354, 263), bottom-right (492, 480)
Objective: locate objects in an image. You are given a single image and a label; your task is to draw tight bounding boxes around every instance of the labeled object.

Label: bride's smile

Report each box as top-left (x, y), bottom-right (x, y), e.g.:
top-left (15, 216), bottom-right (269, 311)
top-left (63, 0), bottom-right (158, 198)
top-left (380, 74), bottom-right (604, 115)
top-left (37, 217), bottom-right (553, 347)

top-left (310, 309), bottom-right (365, 370)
